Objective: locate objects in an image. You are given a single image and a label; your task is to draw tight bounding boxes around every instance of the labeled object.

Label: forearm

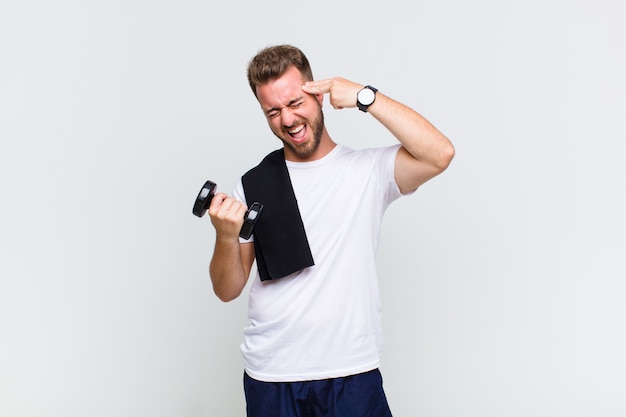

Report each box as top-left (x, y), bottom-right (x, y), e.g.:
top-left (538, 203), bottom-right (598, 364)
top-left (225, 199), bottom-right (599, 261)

top-left (209, 235), bottom-right (248, 302)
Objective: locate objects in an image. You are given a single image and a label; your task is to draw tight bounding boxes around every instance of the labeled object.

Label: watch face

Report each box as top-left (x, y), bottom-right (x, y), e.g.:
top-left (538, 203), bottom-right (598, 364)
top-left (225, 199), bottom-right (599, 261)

top-left (358, 87), bottom-right (375, 105)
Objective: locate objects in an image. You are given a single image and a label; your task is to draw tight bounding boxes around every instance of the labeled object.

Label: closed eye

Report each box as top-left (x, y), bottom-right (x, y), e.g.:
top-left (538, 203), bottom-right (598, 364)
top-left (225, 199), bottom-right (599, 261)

top-left (290, 99), bottom-right (304, 109)
top-left (265, 97), bottom-right (305, 119)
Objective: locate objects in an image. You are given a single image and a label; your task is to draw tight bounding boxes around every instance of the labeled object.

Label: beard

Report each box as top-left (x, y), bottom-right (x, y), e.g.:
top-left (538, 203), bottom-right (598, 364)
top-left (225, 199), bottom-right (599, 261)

top-left (275, 104), bottom-right (325, 160)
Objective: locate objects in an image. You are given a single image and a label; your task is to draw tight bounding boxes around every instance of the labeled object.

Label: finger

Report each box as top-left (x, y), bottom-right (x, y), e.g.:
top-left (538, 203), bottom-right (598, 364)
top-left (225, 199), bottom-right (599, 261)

top-left (220, 198), bottom-right (249, 222)
top-left (302, 79), bottom-right (332, 94)
top-left (222, 197), bottom-right (244, 217)
top-left (208, 192), bottom-right (228, 212)
top-left (209, 194), bottom-right (239, 220)
top-left (234, 203), bottom-right (248, 220)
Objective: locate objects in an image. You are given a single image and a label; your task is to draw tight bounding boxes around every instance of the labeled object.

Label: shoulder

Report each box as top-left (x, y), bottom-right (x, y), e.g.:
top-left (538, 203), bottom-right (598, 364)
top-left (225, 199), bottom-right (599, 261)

top-left (338, 144), bottom-right (401, 165)
top-left (243, 148), bottom-right (284, 179)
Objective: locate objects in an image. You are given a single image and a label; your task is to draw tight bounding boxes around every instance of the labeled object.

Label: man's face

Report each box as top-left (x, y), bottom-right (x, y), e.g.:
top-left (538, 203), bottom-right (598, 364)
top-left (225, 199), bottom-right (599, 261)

top-left (256, 66), bottom-right (325, 161)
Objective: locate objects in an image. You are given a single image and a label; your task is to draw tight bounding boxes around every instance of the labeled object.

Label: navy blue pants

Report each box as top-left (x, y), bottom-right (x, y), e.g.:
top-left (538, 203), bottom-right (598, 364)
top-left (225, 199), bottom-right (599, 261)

top-left (243, 369), bottom-right (393, 417)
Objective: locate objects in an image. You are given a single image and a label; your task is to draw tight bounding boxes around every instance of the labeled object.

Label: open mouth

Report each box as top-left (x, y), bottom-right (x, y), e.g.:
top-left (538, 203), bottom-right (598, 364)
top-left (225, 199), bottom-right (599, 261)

top-left (287, 124), bottom-right (307, 143)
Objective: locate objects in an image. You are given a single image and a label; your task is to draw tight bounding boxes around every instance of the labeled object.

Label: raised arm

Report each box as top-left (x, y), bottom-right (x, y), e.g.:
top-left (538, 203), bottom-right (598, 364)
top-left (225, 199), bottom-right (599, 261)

top-left (208, 193), bottom-right (256, 302)
top-left (302, 78), bottom-right (454, 194)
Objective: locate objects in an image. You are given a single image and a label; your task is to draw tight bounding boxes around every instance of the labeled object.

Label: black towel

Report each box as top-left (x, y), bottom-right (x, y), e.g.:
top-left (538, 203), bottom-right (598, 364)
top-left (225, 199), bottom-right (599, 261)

top-left (241, 149), bottom-right (315, 281)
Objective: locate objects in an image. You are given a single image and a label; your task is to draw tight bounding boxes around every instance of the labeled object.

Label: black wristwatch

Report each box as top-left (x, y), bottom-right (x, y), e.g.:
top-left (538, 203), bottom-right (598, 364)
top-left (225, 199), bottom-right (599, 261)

top-left (357, 85), bottom-right (378, 112)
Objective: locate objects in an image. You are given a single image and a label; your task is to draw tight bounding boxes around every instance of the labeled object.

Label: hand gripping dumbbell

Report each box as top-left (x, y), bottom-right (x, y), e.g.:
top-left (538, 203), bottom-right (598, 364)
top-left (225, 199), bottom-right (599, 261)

top-left (192, 180), bottom-right (262, 240)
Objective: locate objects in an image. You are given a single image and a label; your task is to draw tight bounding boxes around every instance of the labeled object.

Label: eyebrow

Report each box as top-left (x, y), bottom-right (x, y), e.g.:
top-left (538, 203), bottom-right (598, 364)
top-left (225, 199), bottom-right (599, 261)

top-left (266, 96), bottom-right (305, 115)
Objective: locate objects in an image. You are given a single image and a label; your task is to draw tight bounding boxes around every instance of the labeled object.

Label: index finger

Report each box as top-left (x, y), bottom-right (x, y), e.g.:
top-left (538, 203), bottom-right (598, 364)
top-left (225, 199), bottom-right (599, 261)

top-left (302, 79), bottom-right (333, 95)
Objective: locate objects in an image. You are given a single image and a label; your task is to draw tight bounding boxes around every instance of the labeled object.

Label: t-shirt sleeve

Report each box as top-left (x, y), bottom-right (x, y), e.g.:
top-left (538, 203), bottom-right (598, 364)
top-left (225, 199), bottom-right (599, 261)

top-left (371, 144), bottom-right (411, 207)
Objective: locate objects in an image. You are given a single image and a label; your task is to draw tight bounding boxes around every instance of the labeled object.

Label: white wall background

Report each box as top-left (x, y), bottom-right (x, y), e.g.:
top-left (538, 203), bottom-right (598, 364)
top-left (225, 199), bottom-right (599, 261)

top-left (1, 1), bottom-right (625, 416)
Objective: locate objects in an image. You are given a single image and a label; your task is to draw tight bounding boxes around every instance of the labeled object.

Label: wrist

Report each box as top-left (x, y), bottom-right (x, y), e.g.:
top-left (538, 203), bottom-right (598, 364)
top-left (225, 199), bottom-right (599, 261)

top-left (356, 85), bottom-right (378, 112)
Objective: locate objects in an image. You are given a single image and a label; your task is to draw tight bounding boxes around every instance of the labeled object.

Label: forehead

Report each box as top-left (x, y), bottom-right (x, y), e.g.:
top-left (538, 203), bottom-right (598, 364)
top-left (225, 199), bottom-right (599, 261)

top-left (256, 66), bottom-right (306, 108)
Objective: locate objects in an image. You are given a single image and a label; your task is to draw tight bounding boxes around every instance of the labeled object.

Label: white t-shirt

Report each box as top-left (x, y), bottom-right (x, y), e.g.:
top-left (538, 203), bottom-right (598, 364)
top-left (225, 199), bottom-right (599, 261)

top-left (233, 144), bottom-right (403, 382)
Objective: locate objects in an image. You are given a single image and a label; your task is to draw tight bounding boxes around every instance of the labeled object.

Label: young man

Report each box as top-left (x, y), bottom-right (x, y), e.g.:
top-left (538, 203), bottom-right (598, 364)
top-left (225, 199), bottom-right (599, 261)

top-left (207, 45), bottom-right (454, 416)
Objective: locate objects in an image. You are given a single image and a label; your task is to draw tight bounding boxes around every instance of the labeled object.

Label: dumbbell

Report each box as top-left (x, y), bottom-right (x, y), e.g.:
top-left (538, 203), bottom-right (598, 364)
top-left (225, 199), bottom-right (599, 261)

top-left (192, 180), bottom-right (262, 240)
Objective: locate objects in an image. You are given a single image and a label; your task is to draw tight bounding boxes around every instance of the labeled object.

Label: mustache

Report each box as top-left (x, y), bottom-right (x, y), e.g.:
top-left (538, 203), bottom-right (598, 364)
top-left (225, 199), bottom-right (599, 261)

top-left (284, 119), bottom-right (304, 129)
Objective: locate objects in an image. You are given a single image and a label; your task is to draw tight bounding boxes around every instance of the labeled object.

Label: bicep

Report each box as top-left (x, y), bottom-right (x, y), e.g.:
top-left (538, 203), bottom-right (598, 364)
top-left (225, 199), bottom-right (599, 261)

top-left (394, 146), bottom-right (443, 194)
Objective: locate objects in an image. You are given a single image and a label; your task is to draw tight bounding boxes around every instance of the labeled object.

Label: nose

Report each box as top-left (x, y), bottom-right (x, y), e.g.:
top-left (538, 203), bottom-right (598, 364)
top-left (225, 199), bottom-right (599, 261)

top-left (280, 107), bottom-right (297, 127)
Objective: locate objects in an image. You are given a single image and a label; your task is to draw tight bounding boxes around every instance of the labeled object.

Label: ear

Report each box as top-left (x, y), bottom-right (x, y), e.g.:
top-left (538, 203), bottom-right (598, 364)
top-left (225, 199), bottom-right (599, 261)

top-left (315, 93), bottom-right (324, 106)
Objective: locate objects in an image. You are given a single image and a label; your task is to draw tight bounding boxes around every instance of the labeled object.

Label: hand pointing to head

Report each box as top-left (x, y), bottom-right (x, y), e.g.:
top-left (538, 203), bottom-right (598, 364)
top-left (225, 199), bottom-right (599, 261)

top-left (302, 77), bottom-right (364, 110)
